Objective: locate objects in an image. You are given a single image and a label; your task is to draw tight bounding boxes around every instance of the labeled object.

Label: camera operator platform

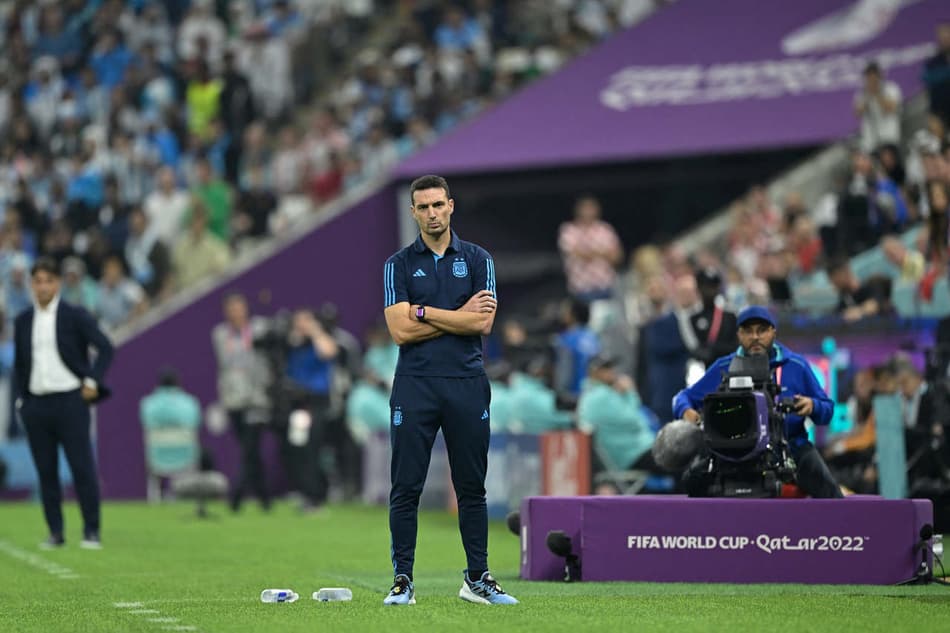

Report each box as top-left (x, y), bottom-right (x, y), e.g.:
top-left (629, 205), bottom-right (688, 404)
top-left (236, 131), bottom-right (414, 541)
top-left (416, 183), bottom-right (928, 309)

top-left (672, 306), bottom-right (843, 499)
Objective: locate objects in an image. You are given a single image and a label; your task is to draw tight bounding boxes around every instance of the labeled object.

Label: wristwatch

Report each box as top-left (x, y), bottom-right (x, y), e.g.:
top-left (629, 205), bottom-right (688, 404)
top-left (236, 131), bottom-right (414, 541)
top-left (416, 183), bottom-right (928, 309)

top-left (415, 305), bottom-right (426, 321)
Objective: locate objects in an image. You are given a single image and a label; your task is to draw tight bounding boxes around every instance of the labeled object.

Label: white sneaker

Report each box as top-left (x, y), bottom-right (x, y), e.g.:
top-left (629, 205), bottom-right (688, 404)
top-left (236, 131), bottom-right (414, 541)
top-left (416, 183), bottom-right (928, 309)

top-left (80, 534), bottom-right (102, 550)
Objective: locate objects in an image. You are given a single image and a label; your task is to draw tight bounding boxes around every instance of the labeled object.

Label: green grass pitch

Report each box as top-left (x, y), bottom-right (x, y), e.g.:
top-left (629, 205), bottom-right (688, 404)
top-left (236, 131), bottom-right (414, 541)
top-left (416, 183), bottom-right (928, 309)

top-left (1, 501), bottom-right (949, 632)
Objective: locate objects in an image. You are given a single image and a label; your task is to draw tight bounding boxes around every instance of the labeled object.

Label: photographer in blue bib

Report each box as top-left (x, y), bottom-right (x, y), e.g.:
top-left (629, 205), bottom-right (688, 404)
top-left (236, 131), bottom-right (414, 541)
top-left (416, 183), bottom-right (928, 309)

top-left (672, 306), bottom-right (843, 498)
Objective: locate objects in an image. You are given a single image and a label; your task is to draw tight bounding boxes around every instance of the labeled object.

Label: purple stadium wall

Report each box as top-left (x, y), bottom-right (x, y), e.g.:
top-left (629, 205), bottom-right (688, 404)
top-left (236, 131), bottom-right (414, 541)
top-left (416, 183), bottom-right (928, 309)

top-left (95, 187), bottom-right (398, 498)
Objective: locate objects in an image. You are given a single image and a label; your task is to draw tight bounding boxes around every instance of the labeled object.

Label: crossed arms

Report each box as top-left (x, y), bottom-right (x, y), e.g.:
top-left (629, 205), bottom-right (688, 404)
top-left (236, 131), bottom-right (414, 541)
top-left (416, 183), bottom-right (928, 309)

top-left (384, 290), bottom-right (497, 346)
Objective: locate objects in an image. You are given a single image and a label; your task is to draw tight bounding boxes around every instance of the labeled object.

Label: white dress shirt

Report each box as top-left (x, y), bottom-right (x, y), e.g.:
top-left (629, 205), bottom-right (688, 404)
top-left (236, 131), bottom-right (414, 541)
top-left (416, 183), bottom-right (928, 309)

top-left (30, 295), bottom-right (82, 395)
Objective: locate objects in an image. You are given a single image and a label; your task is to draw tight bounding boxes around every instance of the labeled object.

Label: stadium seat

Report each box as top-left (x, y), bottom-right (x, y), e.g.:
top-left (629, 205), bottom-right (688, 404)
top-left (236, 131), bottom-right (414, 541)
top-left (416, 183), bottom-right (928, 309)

top-left (142, 425), bottom-right (227, 517)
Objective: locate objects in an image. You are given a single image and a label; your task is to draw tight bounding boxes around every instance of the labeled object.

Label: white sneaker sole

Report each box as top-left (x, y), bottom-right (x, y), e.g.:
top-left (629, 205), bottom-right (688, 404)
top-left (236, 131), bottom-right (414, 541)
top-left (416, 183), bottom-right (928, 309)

top-left (459, 583), bottom-right (490, 605)
top-left (383, 597), bottom-right (416, 606)
top-left (79, 540), bottom-right (102, 550)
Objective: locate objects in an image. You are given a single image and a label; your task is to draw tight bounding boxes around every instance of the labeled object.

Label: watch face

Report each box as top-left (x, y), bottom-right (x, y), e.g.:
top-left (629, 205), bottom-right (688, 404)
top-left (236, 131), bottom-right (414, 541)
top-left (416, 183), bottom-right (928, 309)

top-left (416, 307), bottom-right (424, 318)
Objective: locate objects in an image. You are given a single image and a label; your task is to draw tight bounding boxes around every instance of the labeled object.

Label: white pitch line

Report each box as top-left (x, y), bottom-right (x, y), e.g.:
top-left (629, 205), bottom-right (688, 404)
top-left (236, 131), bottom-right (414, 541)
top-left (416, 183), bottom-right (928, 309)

top-left (113, 602), bottom-right (199, 632)
top-left (0, 540), bottom-right (80, 579)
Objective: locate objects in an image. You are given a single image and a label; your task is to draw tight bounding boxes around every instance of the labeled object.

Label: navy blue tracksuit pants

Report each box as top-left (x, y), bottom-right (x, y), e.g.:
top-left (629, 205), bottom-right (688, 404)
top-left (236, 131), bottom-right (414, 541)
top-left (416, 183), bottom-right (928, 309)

top-left (389, 374), bottom-right (491, 578)
top-left (21, 390), bottom-right (100, 537)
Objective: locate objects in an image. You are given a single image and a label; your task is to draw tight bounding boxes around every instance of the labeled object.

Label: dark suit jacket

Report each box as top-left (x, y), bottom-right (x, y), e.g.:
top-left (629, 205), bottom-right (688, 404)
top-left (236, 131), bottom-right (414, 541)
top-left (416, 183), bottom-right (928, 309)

top-left (14, 300), bottom-right (114, 403)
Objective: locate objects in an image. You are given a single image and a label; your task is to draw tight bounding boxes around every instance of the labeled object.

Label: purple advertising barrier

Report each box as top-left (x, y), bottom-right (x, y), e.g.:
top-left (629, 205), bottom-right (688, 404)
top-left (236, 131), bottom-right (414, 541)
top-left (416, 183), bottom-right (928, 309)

top-left (94, 187), bottom-right (398, 498)
top-left (396, 0), bottom-right (944, 177)
top-left (522, 496), bottom-right (933, 584)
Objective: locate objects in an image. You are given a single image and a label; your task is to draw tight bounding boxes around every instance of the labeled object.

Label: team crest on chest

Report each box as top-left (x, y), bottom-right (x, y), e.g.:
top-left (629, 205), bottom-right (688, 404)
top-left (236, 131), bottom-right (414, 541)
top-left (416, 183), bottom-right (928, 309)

top-left (452, 259), bottom-right (468, 278)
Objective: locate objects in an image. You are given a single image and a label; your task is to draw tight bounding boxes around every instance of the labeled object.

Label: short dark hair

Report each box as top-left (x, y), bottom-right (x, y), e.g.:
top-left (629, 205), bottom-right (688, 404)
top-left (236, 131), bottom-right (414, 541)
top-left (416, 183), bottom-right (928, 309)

top-left (222, 291), bottom-right (246, 306)
top-left (864, 61), bottom-right (881, 76)
top-left (31, 257), bottom-right (60, 278)
top-left (410, 174), bottom-right (450, 204)
top-left (158, 367), bottom-right (180, 388)
top-left (567, 299), bottom-right (590, 325)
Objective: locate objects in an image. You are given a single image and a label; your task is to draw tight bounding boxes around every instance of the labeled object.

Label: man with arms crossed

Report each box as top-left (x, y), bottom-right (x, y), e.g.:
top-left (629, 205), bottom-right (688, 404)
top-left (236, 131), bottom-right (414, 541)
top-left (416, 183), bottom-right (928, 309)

top-left (382, 175), bottom-right (518, 605)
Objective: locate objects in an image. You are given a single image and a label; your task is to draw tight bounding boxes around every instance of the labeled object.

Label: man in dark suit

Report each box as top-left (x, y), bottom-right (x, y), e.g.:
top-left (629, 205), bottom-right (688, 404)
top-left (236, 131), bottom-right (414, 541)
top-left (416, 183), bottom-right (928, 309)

top-left (14, 257), bottom-right (114, 549)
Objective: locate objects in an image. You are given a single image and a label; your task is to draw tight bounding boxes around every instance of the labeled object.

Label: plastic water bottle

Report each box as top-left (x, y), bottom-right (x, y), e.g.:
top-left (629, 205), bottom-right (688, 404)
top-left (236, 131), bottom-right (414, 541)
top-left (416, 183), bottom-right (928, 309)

top-left (261, 589), bottom-right (299, 603)
top-left (312, 588), bottom-right (353, 602)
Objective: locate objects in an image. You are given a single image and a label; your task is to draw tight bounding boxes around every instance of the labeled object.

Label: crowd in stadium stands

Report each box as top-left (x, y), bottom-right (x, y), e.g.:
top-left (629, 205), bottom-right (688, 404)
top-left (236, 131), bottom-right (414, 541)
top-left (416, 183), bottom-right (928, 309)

top-left (2, 4), bottom-right (947, 503)
top-left (0, 0), bottom-right (668, 482)
top-left (0, 0), bottom-right (660, 346)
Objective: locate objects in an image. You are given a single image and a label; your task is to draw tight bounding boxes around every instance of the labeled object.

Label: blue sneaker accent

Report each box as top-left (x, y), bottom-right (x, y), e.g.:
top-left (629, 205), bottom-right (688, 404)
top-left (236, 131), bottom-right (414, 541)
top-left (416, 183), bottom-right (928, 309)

top-left (481, 409), bottom-right (489, 420)
top-left (383, 574), bottom-right (415, 605)
top-left (459, 571), bottom-right (518, 605)
top-left (413, 269), bottom-right (426, 277)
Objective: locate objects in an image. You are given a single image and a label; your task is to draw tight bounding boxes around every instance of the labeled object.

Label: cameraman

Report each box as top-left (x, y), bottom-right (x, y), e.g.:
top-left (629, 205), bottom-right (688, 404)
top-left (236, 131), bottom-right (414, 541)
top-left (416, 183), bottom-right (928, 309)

top-left (672, 306), bottom-right (843, 498)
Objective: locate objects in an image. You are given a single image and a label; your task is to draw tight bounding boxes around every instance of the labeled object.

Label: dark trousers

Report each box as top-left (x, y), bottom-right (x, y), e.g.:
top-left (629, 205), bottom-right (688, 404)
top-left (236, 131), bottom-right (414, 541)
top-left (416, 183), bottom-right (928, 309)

top-left (284, 395), bottom-right (329, 506)
top-left (793, 442), bottom-right (844, 499)
top-left (389, 375), bottom-right (491, 578)
top-left (229, 409), bottom-right (270, 509)
top-left (21, 390), bottom-right (99, 537)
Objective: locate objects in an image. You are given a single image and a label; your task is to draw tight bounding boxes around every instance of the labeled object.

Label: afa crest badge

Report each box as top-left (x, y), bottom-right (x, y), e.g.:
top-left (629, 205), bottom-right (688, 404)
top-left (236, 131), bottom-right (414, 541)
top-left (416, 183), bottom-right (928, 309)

top-left (452, 260), bottom-right (468, 278)
top-left (393, 407), bottom-right (403, 427)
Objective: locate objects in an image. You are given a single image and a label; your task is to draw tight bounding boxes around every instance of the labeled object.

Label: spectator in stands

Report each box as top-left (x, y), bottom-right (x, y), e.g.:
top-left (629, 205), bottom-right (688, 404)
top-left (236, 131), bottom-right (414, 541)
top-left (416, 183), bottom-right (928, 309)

top-left (854, 61), bottom-right (902, 153)
top-left (145, 166), bottom-right (190, 246)
top-left (788, 215), bottom-right (824, 275)
top-left (60, 257), bottom-right (98, 317)
top-left (688, 268), bottom-right (738, 368)
top-left (835, 151), bottom-right (879, 256)
top-left (33, 4), bottom-right (83, 75)
top-left (825, 368), bottom-right (877, 493)
top-left (757, 247), bottom-right (793, 305)
top-left (553, 298), bottom-right (600, 401)
top-left (508, 356), bottom-right (573, 434)
top-left (232, 164), bottom-right (277, 250)
top-left (826, 255), bottom-right (893, 322)
top-left (881, 235), bottom-right (926, 283)
top-left (219, 50), bottom-right (257, 184)
top-left (96, 255), bottom-right (147, 332)
top-left (172, 202), bottom-right (231, 290)
top-left (177, 0), bottom-right (226, 68)
top-left (578, 352), bottom-right (657, 493)
top-left (271, 126), bottom-right (303, 195)
top-left (89, 28), bottom-right (135, 90)
top-left (926, 180), bottom-right (949, 263)
top-left (923, 22), bottom-right (950, 126)
top-left (500, 317), bottom-right (549, 375)
top-left (190, 157), bottom-right (233, 242)
top-left (898, 363), bottom-right (950, 493)
top-left (124, 208), bottom-right (172, 300)
top-left (639, 274), bottom-right (697, 422)
top-left (186, 60), bottom-right (223, 143)
top-left (211, 293), bottom-right (273, 512)
top-left (239, 22), bottom-right (293, 122)
top-left (4, 255), bottom-right (33, 323)
top-left (558, 195), bottom-right (623, 302)
top-left (869, 154), bottom-right (910, 236)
